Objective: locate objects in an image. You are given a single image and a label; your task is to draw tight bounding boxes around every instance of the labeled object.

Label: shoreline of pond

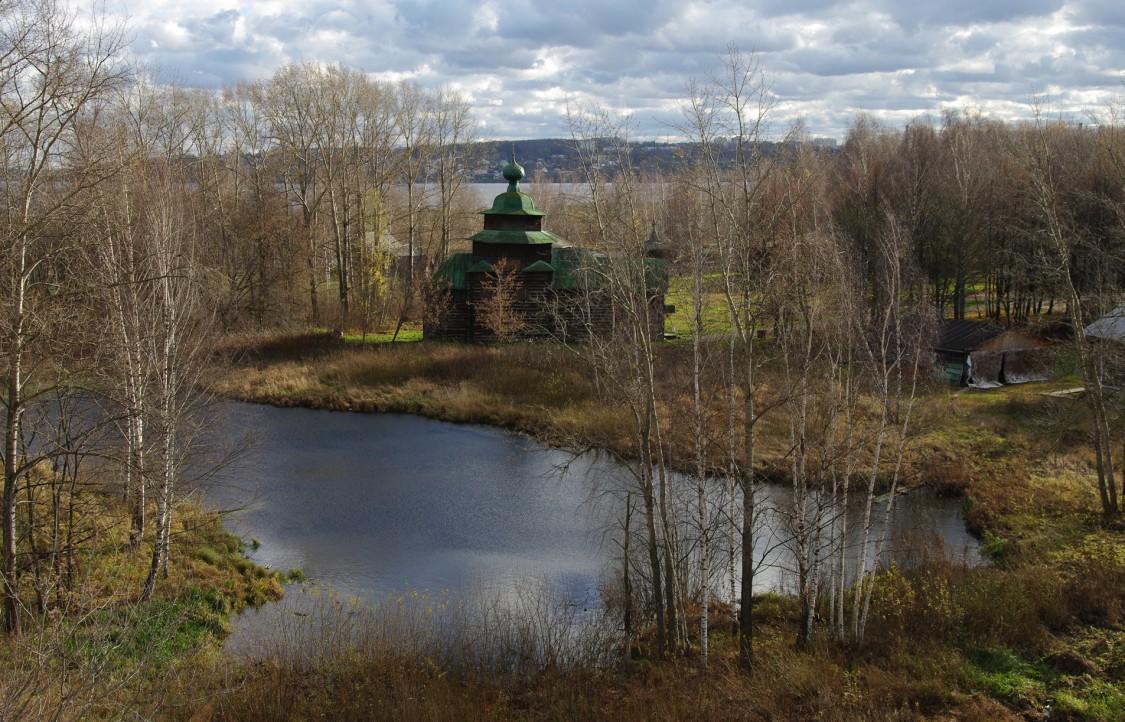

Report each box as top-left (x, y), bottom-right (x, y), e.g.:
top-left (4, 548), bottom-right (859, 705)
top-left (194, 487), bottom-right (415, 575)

top-left (207, 334), bottom-right (946, 504)
top-left (204, 396), bottom-right (984, 680)
top-left (190, 333), bottom-right (1125, 720)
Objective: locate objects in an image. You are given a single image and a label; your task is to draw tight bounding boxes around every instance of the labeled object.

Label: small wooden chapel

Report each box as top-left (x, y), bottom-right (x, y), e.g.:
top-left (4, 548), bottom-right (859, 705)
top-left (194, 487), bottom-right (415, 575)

top-left (424, 156), bottom-right (668, 342)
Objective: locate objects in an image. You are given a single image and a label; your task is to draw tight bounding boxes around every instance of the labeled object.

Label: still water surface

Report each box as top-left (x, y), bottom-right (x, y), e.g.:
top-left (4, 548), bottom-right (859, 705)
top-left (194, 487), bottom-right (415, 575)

top-left (207, 401), bottom-right (980, 609)
top-left (207, 402), bottom-right (610, 603)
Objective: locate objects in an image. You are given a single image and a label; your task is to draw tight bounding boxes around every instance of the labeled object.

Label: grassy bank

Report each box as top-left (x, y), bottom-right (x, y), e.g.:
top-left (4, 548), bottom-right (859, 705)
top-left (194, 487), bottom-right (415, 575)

top-left (212, 330), bottom-right (630, 452)
top-left (0, 483), bottom-right (285, 720)
top-left (194, 331), bottom-right (1125, 720)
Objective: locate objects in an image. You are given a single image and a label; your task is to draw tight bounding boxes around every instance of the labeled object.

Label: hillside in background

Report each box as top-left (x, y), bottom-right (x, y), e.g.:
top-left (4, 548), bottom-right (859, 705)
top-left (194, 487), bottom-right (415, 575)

top-left (469, 137), bottom-right (840, 181)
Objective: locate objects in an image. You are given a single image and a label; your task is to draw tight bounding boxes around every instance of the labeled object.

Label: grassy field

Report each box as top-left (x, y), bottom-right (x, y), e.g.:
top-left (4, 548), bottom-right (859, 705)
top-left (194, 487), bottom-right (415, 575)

top-left (189, 330), bottom-right (1125, 720)
top-left (664, 275), bottom-right (735, 338)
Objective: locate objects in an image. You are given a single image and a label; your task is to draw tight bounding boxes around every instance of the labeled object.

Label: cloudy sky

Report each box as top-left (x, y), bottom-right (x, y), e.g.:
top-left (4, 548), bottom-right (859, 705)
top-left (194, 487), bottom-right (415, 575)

top-left (116, 0), bottom-right (1125, 140)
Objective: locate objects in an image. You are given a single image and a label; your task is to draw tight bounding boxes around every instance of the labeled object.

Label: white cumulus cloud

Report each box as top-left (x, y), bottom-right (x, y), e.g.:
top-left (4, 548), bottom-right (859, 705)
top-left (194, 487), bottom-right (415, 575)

top-left (116, 0), bottom-right (1125, 139)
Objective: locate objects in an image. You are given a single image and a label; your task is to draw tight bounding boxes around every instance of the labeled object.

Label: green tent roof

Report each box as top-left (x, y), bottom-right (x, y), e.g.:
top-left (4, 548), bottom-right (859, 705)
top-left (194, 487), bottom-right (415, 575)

top-left (468, 229), bottom-right (564, 246)
top-left (480, 191), bottom-right (546, 217)
top-left (431, 252), bottom-right (473, 290)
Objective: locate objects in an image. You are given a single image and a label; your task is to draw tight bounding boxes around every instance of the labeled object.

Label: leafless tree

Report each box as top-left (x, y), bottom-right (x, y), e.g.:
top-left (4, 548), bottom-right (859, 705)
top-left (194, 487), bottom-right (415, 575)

top-left (565, 104), bottom-right (684, 657)
top-left (472, 258), bottom-right (527, 343)
top-left (137, 165), bottom-right (213, 601)
top-left (389, 80), bottom-right (435, 339)
top-left (0, 0), bottom-right (127, 634)
top-left (674, 46), bottom-right (791, 668)
top-left (430, 86), bottom-right (484, 264)
top-left (251, 62), bottom-right (328, 323)
top-left (1016, 108), bottom-right (1120, 518)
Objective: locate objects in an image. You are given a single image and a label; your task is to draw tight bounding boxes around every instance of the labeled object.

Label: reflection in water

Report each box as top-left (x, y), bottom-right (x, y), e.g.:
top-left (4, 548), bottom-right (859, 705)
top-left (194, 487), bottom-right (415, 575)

top-left (204, 402), bottom-right (980, 647)
top-left (205, 403), bottom-right (611, 605)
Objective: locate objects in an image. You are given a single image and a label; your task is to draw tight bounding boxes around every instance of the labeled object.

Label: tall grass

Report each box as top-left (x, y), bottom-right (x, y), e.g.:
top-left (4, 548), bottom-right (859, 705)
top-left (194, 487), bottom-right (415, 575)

top-left (211, 336), bottom-right (622, 448)
top-left (194, 580), bottom-right (620, 721)
top-left (174, 584), bottom-right (941, 721)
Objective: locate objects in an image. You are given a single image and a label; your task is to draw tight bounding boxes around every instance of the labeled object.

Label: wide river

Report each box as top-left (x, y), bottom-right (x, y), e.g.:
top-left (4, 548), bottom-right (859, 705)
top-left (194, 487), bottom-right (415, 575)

top-left (205, 401), bottom-right (980, 613)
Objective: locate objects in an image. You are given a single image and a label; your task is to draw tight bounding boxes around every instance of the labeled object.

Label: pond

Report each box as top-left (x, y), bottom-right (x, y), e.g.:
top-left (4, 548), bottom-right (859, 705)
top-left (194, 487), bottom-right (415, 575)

top-left (204, 402), bottom-right (980, 642)
top-left (206, 402), bottom-right (610, 604)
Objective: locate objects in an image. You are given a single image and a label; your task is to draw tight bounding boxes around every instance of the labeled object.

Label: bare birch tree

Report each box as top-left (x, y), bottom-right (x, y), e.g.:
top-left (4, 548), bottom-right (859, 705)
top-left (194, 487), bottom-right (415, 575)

top-left (675, 46), bottom-right (789, 667)
top-left (565, 105), bottom-right (683, 657)
top-left (0, 0), bottom-right (126, 634)
top-left (1017, 110), bottom-right (1120, 518)
top-left (138, 165), bottom-right (212, 601)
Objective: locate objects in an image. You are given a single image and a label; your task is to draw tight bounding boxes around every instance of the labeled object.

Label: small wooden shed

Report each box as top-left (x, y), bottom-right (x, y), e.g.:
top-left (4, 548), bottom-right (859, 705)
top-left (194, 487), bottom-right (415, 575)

top-left (935, 320), bottom-right (1054, 387)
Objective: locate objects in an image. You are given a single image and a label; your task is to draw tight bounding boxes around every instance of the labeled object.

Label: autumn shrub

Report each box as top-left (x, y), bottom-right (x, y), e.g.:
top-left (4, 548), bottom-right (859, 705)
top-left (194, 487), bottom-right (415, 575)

top-left (861, 557), bottom-right (1070, 658)
top-left (955, 566), bottom-right (1063, 653)
top-left (1056, 534), bottom-right (1125, 626)
top-left (861, 563), bottom-right (953, 653)
top-left (919, 456), bottom-right (974, 496)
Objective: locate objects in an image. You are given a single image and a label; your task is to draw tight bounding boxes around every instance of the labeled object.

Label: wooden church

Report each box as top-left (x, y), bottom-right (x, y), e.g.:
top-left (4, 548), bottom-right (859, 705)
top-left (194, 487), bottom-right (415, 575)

top-left (424, 157), bottom-right (668, 342)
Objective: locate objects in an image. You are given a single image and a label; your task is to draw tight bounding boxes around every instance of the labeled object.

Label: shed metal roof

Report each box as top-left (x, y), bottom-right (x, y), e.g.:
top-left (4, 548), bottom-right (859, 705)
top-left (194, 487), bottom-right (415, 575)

top-left (1084, 304), bottom-right (1125, 342)
top-left (935, 319), bottom-right (1008, 353)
